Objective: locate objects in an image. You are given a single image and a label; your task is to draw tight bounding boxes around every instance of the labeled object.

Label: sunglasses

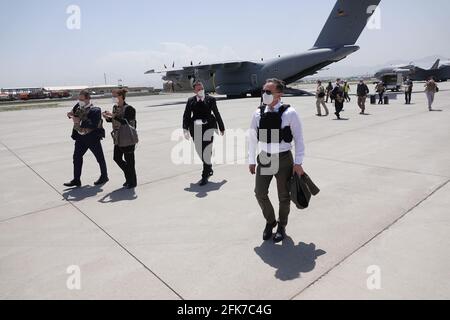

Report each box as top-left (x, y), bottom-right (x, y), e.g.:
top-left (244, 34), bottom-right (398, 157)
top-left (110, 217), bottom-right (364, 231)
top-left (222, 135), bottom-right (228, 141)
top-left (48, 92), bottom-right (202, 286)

top-left (261, 90), bottom-right (274, 95)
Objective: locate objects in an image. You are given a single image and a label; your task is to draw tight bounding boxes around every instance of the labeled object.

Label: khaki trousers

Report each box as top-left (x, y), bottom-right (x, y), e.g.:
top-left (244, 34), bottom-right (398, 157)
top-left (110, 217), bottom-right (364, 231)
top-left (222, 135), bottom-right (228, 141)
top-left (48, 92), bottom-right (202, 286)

top-left (357, 96), bottom-right (367, 112)
top-left (255, 151), bottom-right (294, 227)
top-left (316, 97), bottom-right (329, 116)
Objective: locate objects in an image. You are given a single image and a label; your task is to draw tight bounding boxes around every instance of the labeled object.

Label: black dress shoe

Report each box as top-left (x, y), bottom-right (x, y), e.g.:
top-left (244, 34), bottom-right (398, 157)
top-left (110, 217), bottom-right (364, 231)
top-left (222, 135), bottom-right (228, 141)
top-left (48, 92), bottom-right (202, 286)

top-left (64, 180), bottom-right (81, 188)
top-left (94, 177), bottom-right (109, 186)
top-left (273, 226), bottom-right (286, 243)
top-left (199, 177), bottom-right (209, 186)
top-left (263, 222), bottom-right (277, 241)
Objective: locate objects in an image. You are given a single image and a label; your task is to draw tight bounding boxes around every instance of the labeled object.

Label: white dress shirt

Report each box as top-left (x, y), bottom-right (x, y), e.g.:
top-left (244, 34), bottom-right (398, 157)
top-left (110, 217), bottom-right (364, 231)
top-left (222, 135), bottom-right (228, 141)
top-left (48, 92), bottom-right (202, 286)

top-left (248, 100), bottom-right (305, 165)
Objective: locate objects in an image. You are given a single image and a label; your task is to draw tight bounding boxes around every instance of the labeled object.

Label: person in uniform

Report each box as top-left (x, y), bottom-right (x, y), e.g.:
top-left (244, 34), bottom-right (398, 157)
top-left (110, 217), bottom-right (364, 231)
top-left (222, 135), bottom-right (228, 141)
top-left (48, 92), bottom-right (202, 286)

top-left (343, 81), bottom-right (351, 102)
top-left (331, 79), bottom-right (345, 120)
top-left (183, 81), bottom-right (225, 186)
top-left (376, 82), bottom-right (386, 104)
top-left (356, 80), bottom-right (370, 115)
top-left (404, 78), bottom-right (413, 105)
top-left (103, 89), bottom-right (138, 189)
top-left (64, 90), bottom-right (108, 188)
top-left (249, 78), bottom-right (305, 243)
top-left (315, 80), bottom-right (329, 117)
top-left (326, 82), bottom-right (334, 103)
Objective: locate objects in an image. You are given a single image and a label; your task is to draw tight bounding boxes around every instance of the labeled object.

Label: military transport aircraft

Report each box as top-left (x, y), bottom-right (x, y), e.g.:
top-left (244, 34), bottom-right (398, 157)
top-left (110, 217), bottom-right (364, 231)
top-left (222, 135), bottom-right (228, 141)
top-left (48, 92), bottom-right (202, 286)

top-left (375, 59), bottom-right (450, 87)
top-left (145, 0), bottom-right (382, 98)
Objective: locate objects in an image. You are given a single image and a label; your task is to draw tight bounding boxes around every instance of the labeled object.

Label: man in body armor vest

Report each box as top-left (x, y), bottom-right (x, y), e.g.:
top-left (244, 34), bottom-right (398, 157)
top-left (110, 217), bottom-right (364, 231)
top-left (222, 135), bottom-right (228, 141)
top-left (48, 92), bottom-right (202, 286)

top-left (249, 79), bottom-right (305, 243)
top-left (64, 90), bottom-right (109, 188)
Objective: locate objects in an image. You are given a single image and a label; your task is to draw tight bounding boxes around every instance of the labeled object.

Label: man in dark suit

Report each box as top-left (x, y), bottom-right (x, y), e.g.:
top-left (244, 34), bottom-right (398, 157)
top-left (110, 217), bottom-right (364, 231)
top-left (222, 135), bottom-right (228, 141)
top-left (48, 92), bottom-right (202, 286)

top-left (183, 82), bottom-right (225, 186)
top-left (64, 90), bottom-right (108, 188)
top-left (331, 79), bottom-right (345, 120)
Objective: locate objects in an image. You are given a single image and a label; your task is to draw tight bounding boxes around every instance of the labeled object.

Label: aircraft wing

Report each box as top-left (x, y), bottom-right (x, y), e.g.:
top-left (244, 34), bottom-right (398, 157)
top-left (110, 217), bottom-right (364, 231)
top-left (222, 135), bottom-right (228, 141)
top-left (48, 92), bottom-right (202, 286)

top-left (145, 68), bottom-right (186, 75)
top-left (393, 68), bottom-right (412, 74)
top-left (145, 60), bottom-right (256, 75)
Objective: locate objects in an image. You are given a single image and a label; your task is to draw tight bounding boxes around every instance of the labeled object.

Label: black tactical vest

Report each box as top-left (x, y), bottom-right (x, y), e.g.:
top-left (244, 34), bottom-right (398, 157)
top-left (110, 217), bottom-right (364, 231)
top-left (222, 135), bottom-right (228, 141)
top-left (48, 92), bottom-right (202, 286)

top-left (257, 104), bottom-right (293, 144)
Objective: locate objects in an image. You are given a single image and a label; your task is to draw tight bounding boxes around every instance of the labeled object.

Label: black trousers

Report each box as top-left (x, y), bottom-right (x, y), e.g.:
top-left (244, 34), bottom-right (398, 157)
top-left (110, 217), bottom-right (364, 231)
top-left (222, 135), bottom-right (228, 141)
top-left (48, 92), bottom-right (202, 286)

top-left (73, 137), bottom-right (108, 182)
top-left (335, 101), bottom-right (344, 117)
top-left (378, 92), bottom-right (384, 104)
top-left (191, 124), bottom-right (214, 178)
top-left (405, 91), bottom-right (412, 104)
top-left (344, 92), bottom-right (351, 102)
top-left (113, 145), bottom-right (136, 186)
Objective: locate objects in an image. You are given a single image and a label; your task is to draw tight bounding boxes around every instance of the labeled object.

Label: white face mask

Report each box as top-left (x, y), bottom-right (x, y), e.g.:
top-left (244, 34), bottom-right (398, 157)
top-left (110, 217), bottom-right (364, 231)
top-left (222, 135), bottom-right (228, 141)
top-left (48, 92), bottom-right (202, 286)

top-left (197, 90), bottom-right (205, 99)
top-left (262, 92), bottom-right (274, 106)
top-left (112, 97), bottom-right (119, 105)
top-left (78, 100), bottom-right (86, 108)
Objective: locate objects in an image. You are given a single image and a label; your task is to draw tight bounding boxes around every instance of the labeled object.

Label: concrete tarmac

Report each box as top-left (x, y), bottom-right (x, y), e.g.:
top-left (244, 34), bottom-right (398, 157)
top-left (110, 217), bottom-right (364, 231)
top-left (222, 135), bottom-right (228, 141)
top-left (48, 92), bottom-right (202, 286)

top-left (0, 83), bottom-right (449, 300)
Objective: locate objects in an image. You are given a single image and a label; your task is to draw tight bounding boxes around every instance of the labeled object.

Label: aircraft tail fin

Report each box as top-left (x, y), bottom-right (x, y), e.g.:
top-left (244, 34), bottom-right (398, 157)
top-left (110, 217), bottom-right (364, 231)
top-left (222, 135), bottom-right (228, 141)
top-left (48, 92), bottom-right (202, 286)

top-left (430, 59), bottom-right (440, 70)
top-left (313, 0), bottom-right (382, 49)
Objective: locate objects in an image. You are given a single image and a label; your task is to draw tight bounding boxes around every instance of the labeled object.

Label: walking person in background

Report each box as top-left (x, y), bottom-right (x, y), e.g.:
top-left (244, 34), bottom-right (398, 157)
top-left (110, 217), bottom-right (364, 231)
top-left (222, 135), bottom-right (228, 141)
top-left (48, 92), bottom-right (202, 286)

top-left (315, 81), bottom-right (329, 117)
top-left (424, 77), bottom-right (439, 111)
top-left (331, 79), bottom-right (345, 120)
top-left (376, 82), bottom-right (386, 104)
top-left (326, 81), bottom-right (334, 103)
top-left (356, 80), bottom-right (370, 115)
top-left (343, 81), bottom-right (351, 102)
top-left (103, 89), bottom-right (138, 189)
top-left (404, 77), bottom-right (413, 105)
top-left (183, 81), bottom-right (226, 186)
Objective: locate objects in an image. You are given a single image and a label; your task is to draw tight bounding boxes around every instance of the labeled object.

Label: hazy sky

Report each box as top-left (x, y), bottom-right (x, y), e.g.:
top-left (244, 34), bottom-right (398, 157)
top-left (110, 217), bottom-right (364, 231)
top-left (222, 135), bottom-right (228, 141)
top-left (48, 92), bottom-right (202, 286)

top-left (1, 0), bottom-right (449, 88)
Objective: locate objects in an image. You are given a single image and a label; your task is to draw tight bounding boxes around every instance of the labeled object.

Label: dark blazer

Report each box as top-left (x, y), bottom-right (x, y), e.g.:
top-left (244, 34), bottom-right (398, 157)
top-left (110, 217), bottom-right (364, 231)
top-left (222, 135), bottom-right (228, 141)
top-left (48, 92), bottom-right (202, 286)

top-left (182, 95), bottom-right (225, 133)
top-left (71, 104), bottom-right (105, 141)
top-left (290, 173), bottom-right (320, 210)
top-left (357, 84), bottom-right (370, 97)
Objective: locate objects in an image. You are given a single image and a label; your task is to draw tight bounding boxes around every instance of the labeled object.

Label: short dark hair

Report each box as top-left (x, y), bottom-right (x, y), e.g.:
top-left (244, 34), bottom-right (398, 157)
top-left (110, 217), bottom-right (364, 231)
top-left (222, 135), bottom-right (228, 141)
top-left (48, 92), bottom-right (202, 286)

top-left (265, 78), bottom-right (285, 93)
top-left (113, 88), bottom-right (128, 99)
top-left (192, 81), bottom-right (204, 89)
top-left (79, 90), bottom-right (91, 99)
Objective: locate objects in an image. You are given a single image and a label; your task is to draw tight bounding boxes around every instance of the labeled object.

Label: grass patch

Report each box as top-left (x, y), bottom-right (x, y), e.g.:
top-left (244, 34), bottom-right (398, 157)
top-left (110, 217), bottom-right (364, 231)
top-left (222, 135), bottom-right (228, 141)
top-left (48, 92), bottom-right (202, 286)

top-left (0, 103), bottom-right (63, 112)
